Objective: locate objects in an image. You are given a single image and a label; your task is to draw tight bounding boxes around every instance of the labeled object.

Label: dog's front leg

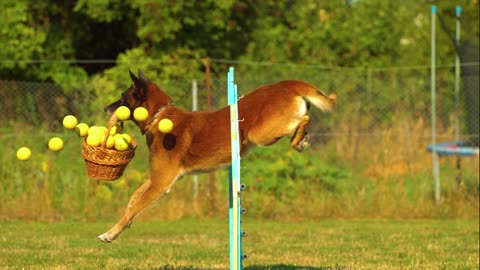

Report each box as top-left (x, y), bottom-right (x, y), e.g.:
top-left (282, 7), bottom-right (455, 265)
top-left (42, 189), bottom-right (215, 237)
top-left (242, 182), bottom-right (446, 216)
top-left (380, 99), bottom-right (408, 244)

top-left (98, 177), bottom-right (175, 243)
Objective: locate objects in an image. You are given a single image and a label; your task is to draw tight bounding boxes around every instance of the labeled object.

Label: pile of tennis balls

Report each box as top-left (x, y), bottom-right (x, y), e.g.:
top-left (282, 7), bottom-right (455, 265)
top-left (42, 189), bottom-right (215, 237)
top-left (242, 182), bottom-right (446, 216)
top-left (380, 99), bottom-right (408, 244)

top-left (16, 105), bottom-right (174, 161)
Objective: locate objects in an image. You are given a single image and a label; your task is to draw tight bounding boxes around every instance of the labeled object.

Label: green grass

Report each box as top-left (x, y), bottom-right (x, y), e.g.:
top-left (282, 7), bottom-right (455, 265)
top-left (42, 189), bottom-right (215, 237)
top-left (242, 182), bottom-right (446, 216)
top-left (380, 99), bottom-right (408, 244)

top-left (0, 219), bottom-right (478, 270)
top-left (2, 131), bottom-right (479, 222)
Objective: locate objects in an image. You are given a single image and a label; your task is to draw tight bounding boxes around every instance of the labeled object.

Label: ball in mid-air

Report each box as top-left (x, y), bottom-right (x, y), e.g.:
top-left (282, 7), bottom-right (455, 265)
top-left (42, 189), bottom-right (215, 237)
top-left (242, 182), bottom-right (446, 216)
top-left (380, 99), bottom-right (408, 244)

top-left (158, 118), bottom-right (173, 133)
top-left (16, 147), bottom-right (32, 161)
top-left (133, 107), bottom-right (149, 122)
top-left (115, 106), bottom-right (131, 121)
top-left (63, 115), bottom-right (78, 129)
top-left (48, 137), bottom-right (64, 152)
top-left (75, 123), bottom-right (89, 137)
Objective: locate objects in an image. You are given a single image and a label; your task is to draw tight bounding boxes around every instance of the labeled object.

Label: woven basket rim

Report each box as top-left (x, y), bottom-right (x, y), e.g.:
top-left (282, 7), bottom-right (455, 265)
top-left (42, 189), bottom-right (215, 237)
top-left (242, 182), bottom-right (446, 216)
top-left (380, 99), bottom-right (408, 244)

top-left (82, 114), bottom-right (137, 180)
top-left (82, 137), bottom-right (137, 165)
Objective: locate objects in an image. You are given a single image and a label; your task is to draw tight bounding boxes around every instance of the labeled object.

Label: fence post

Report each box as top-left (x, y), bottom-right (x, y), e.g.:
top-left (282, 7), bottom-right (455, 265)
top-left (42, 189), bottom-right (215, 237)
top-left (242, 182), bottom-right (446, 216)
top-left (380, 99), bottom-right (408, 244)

top-left (431, 5), bottom-right (441, 205)
top-left (192, 80), bottom-right (199, 200)
top-left (454, 6), bottom-right (463, 190)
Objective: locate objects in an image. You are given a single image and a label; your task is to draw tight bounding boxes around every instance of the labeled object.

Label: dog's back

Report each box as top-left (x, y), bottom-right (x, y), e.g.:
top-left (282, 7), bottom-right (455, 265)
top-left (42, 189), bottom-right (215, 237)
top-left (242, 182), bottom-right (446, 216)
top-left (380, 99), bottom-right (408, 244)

top-left (237, 80), bottom-right (336, 147)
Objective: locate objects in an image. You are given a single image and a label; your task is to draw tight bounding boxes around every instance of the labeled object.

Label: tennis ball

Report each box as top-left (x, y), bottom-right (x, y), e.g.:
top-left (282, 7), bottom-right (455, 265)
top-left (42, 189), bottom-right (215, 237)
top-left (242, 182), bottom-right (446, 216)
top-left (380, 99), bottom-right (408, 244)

top-left (115, 106), bottom-right (131, 121)
top-left (113, 134), bottom-right (123, 141)
top-left (121, 133), bottom-right (133, 144)
top-left (109, 126), bottom-right (118, 135)
top-left (16, 147), bottom-right (32, 161)
top-left (96, 126), bottom-right (108, 138)
top-left (63, 115), bottom-right (78, 129)
top-left (158, 118), bottom-right (173, 133)
top-left (48, 137), bottom-right (64, 152)
top-left (133, 107), bottom-right (149, 121)
top-left (114, 134), bottom-right (129, 151)
top-left (75, 123), bottom-right (89, 137)
top-left (105, 135), bottom-right (115, 149)
top-left (86, 134), bottom-right (101, 147)
top-left (88, 126), bottom-right (99, 136)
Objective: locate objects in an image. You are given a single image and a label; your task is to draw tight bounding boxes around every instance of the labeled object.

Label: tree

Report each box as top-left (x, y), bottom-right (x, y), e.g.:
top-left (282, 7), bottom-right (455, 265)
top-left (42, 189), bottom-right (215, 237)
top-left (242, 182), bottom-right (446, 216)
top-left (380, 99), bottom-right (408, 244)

top-left (1, 0), bottom-right (478, 91)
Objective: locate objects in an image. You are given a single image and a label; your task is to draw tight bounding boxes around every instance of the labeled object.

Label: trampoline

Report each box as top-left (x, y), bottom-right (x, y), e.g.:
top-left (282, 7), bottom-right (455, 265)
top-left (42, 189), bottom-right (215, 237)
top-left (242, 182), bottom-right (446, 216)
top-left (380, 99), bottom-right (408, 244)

top-left (428, 141), bottom-right (479, 156)
top-left (428, 5), bottom-right (479, 204)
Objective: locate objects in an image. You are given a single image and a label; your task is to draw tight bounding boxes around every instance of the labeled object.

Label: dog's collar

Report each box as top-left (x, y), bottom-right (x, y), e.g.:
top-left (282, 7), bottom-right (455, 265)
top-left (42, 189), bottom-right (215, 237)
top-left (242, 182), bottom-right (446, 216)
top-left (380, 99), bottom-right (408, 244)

top-left (144, 102), bottom-right (173, 134)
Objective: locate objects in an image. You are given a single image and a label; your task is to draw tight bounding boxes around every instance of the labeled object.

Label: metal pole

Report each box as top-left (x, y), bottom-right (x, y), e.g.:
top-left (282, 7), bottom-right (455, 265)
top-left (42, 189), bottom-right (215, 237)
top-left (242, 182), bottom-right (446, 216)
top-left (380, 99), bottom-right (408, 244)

top-left (192, 79), bottom-right (198, 111)
top-left (455, 6), bottom-right (461, 143)
top-left (431, 5), bottom-right (440, 205)
top-left (192, 80), bottom-right (199, 200)
top-left (455, 6), bottom-right (463, 190)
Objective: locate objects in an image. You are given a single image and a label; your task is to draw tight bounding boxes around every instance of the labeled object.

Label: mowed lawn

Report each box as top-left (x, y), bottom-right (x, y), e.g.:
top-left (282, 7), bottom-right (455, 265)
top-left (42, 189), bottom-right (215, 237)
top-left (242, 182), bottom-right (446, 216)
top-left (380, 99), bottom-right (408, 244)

top-left (0, 219), bottom-right (477, 270)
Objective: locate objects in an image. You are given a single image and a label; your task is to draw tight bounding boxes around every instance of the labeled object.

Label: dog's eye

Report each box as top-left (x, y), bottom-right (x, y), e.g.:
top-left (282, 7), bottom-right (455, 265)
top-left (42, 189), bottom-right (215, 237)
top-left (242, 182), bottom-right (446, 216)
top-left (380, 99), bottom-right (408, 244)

top-left (133, 91), bottom-right (141, 100)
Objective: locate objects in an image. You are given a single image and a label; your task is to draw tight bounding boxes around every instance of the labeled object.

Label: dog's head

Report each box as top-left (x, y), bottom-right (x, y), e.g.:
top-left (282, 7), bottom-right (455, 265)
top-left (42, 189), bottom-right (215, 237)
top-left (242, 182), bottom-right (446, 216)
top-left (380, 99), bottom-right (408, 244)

top-left (104, 70), bottom-right (150, 115)
top-left (104, 70), bottom-right (173, 120)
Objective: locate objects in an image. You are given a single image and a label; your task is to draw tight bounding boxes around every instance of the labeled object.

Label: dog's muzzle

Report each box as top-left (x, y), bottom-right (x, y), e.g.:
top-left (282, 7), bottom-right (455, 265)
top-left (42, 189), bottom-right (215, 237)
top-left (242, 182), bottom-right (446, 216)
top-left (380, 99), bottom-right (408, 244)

top-left (104, 100), bottom-right (123, 114)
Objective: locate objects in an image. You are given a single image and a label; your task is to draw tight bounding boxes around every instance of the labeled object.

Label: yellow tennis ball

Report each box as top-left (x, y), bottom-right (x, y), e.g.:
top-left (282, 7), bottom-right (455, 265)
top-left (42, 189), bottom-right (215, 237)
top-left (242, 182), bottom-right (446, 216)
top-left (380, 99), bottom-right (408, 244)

top-left (133, 107), bottom-right (149, 121)
top-left (86, 134), bottom-right (101, 147)
top-left (158, 118), bottom-right (173, 133)
top-left (75, 123), bottom-right (89, 137)
top-left (109, 126), bottom-right (118, 135)
top-left (121, 133), bottom-right (133, 144)
top-left (87, 126), bottom-right (98, 136)
top-left (62, 115), bottom-right (78, 129)
top-left (96, 126), bottom-right (108, 138)
top-left (48, 137), bottom-right (64, 152)
top-left (115, 106), bottom-right (131, 121)
top-left (113, 134), bottom-right (123, 141)
top-left (114, 134), bottom-right (130, 151)
top-left (105, 135), bottom-right (115, 149)
top-left (16, 147), bottom-right (32, 161)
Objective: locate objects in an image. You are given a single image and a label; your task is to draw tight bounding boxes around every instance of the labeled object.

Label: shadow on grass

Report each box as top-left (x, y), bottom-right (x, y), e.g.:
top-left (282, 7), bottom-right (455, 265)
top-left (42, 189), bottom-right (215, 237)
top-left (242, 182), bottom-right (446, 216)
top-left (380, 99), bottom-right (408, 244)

top-left (151, 264), bottom-right (342, 270)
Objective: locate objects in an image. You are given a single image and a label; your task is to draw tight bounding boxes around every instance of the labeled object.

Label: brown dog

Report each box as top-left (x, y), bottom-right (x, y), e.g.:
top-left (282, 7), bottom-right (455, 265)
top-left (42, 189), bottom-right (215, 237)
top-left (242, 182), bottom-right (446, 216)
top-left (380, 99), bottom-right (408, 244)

top-left (98, 70), bottom-right (337, 243)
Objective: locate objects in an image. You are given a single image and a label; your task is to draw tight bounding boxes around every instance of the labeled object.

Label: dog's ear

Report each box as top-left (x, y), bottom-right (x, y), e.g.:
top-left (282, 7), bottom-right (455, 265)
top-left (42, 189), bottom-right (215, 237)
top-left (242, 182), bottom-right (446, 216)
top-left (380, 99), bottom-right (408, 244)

top-left (129, 70), bottom-right (143, 87)
top-left (129, 70), bottom-right (147, 101)
top-left (138, 69), bottom-right (149, 84)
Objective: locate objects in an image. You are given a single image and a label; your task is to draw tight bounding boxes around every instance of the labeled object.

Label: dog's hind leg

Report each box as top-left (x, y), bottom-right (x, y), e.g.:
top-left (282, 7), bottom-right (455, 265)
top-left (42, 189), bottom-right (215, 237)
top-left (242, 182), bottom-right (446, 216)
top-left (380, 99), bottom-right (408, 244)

top-left (290, 115), bottom-right (310, 152)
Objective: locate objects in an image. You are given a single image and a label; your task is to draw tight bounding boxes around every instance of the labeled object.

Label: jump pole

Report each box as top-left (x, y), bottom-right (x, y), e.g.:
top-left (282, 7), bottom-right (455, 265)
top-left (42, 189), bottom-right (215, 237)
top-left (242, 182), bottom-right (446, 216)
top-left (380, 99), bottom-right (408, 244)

top-left (228, 67), bottom-right (244, 270)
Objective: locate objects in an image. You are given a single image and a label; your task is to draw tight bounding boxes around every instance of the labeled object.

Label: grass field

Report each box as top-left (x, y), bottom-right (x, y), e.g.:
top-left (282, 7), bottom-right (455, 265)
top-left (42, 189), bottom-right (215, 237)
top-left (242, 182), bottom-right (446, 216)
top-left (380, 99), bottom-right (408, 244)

top-left (0, 219), bottom-right (477, 270)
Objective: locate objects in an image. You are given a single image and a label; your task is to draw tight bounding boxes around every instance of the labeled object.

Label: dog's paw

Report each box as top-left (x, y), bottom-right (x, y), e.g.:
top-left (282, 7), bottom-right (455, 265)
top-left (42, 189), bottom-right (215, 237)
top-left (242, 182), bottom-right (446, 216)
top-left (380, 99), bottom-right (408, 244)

top-left (293, 135), bottom-right (310, 152)
top-left (98, 233), bottom-right (113, 243)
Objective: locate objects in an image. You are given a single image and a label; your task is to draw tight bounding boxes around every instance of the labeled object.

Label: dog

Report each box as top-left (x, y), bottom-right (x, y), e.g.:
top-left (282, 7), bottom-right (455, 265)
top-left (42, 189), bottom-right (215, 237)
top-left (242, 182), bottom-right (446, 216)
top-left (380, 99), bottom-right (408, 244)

top-left (98, 70), bottom-right (337, 243)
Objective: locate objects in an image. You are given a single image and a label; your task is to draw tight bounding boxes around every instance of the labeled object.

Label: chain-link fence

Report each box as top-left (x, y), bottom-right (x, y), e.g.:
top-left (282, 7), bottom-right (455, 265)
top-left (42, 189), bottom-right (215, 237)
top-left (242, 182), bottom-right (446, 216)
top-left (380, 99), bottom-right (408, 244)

top-left (0, 61), bottom-right (478, 221)
top-left (2, 63), bottom-right (477, 139)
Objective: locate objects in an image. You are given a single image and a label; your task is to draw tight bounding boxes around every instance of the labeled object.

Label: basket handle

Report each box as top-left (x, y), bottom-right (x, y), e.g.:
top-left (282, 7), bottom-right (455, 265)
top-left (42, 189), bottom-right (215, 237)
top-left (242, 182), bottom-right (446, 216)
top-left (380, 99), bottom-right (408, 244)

top-left (101, 114), bottom-right (119, 147)
top-left (95, 114), bottom-right (119, 161)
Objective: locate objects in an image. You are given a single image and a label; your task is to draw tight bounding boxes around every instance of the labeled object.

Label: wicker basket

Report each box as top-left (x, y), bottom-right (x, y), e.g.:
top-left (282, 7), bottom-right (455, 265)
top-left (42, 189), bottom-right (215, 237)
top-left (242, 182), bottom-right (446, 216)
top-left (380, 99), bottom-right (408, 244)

top-left (82, 115), bottom-right (137, 181)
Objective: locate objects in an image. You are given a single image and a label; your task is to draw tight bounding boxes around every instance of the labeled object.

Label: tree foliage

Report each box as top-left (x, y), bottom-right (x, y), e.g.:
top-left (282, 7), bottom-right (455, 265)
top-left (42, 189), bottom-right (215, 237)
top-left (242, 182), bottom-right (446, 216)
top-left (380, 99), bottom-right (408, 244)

top-left (1, 0), bottom-right (478, 92)
top-left (1, 0), bottom-right (478, 213)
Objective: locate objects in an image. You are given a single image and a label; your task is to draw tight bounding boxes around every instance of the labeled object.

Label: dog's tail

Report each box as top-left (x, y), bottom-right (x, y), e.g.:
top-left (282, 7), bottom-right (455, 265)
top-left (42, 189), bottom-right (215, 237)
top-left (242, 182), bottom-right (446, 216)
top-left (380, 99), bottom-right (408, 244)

top-left (300, 82), bottom-right (337, 112)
